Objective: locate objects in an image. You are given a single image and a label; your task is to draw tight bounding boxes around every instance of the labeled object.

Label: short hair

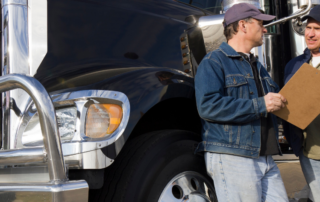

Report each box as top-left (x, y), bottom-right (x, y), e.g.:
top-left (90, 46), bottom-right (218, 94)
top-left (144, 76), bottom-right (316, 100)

top-left (223, 17), bottom-right (253, 41)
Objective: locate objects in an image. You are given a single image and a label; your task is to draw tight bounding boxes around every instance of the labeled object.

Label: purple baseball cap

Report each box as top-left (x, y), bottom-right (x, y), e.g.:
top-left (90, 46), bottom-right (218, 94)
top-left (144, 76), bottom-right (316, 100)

top-left (223, 3), bottom-right (276, 28)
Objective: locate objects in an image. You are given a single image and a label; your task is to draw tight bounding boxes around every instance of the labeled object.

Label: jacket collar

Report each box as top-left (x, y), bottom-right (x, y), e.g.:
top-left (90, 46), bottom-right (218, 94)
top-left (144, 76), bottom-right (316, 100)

top-left (302, 48), bottom-right (320, 63)
top-left (218, 42), bottom-right (242, 58)
top-left (303, 48), bottom-right (312, 62)
top-left (219, 42), bottom-right (262, 76)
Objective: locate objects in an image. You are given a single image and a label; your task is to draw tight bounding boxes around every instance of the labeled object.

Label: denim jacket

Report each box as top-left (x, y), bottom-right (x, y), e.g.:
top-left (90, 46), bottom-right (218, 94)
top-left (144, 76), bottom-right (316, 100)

top-left (195, 42), bottom-right (281, 158)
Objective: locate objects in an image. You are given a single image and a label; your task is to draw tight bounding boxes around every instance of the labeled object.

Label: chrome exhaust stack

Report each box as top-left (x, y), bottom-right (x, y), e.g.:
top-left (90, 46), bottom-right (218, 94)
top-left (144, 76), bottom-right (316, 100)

top-left (0, 1), bottom-right (89, 201)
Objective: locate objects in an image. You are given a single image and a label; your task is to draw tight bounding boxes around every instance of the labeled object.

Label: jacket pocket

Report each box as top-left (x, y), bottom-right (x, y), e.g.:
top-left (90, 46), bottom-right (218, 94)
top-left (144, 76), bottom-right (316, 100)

top-left (244, 124), bottom-right (255, 146)
top-left (225, 75), bottom-right (249, 99)
top-left (264, 77), bottom-right (277, 93)
top-left (224, 123), bottom-right (254, 146)
top-left (223, 124), bottom-right (233, 144)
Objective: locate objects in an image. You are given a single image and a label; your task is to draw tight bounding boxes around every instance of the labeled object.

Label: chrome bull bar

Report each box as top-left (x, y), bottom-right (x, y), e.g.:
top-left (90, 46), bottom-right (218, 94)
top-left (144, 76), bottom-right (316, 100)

top-left (0, 74), bottom-right (88, 202)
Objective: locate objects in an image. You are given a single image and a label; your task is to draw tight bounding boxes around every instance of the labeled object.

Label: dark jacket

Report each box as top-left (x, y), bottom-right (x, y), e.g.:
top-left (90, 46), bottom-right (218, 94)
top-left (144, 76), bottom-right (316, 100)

top-left (283, 48), bottom-right (311, 156)
top-left (195, 42), bottom-right (281, 158)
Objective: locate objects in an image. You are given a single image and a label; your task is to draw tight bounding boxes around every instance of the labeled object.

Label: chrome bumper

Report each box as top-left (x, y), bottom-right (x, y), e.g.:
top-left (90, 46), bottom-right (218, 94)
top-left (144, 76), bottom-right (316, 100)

top-left (0, 74), bottom-right (88, 202)
top-left (0, 181), bottom-right (88, 202)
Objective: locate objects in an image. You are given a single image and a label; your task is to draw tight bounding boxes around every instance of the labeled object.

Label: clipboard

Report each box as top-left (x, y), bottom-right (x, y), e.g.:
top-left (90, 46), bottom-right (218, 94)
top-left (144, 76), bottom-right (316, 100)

top-left (272, 63), bottom-right (320, 130)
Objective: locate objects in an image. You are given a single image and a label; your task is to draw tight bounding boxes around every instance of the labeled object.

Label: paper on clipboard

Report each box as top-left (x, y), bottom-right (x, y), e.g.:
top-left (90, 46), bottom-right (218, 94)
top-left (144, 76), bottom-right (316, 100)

top-left (272, 63), bottom-right (320, 130)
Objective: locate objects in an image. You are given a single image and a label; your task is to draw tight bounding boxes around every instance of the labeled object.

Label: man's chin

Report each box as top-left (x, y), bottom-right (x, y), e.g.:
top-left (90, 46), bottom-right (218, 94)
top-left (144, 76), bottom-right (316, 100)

top-left (254, 41), bottom-right (263, 47)
top-left (307, 46), bottom-right (320, 52)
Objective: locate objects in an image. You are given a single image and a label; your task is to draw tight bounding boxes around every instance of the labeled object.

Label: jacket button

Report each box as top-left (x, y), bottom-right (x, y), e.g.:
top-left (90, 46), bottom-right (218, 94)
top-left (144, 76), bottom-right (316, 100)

top-left (247, 73), bottom-right (250, 77)
top-left (240, 58), bottom-right (243, 61)
top-left (250, 92), bottom-right (253, 94)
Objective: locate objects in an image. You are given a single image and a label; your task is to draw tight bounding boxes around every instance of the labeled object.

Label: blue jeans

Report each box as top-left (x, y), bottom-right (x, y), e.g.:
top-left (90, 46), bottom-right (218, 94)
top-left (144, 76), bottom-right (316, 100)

top-left (300, 152), bottom-right (320, 202)
top-left (205, 152), bottom-right (288, 202)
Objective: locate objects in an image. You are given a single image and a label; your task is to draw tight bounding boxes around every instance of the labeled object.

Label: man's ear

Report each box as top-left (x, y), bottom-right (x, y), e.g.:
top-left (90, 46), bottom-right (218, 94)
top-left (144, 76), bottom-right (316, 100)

top-left (238, 20), bottom-right (246, 33)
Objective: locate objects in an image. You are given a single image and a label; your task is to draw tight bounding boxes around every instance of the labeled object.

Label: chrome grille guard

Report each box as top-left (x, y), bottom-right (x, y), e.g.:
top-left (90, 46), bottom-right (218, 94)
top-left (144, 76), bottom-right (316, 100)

top-left (0, 74), bottom-right (88, 202)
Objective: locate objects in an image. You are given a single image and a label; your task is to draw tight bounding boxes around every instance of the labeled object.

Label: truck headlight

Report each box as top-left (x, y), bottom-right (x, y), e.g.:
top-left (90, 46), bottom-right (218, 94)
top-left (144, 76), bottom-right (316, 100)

top-left (22, 107), bottom-right (77, 147)
top-left (85, 104), bottom-right (122, 138)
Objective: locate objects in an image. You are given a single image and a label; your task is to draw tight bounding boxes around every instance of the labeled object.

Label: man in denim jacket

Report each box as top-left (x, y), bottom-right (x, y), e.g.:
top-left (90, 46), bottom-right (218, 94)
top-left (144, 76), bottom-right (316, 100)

top-left (195, 3), bottom-right (288, 202)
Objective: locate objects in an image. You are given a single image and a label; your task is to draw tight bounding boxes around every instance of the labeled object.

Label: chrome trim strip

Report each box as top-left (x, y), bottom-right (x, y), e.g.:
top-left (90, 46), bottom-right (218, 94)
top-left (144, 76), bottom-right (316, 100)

top-left (5, 148), bottom-right (116, 169)
top-left (0, 74), bottom-right (66, 182)
top-left (0, 147), bottom-right (46, 165)
top-left (0, 180), bottom-right (88, 202)
top-left (0, 166), bottom-right (49, 183)
top-left (64, 149), bottom-right (114, 169)
top-left (0, 180), bottom-right (88, 192)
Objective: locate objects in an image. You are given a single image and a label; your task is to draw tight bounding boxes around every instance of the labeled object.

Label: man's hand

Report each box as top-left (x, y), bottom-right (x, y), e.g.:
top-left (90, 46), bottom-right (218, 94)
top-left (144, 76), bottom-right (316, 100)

top-left (264, 93), bottom-right (287, 113)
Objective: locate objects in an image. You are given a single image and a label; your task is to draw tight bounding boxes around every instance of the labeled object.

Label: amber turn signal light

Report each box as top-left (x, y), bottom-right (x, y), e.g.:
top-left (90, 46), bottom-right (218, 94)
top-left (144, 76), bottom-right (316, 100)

top-left (86, 104), bottom-right (123, 138)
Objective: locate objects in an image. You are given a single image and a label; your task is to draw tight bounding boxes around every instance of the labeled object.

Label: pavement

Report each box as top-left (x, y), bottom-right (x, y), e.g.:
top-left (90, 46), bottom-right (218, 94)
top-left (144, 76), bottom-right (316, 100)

top-left (276, 161), bottom-right (313, 202)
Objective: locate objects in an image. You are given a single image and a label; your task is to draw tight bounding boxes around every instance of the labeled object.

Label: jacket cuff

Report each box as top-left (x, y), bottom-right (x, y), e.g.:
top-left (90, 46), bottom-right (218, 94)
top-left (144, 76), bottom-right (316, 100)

top-left (253, 97), bottom-right (267, 118)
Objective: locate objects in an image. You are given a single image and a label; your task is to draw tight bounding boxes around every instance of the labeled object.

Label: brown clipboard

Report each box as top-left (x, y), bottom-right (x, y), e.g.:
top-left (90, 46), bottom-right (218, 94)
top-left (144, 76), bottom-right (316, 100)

top-left (272, 63), bottom-right (320, 130)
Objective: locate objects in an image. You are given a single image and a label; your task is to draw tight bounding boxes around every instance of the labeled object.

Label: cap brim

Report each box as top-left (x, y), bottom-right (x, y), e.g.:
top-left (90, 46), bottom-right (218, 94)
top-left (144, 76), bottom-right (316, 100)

top-left (301, 15), bottom-right (311, 22)
top-left (252, 13), bottom-right (276, 22)
top-left (301, 14), bottom-right (320, 22)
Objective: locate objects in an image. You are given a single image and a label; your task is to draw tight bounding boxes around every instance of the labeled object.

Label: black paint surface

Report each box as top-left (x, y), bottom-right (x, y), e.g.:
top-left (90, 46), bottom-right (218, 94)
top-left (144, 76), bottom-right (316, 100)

top-left (39, 0), bottom-right (207, 157)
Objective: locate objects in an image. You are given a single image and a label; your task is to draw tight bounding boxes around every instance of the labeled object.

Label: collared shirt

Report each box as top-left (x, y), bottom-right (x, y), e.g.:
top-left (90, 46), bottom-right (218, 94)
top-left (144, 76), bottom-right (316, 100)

top-left (238, 52), bottom-right (279, 156)
top-left (311, 56), bottom-right (320, 68)
top-left (303, 57), bottom-right (320, 160)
